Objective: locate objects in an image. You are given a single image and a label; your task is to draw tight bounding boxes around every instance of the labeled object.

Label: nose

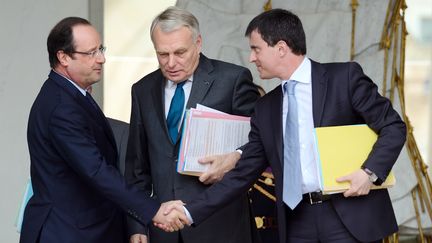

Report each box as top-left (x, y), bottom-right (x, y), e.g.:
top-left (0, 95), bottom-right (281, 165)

top-left (249, 52), bottom-right (256, 63)
top-left (96, 53), bottom-right (106, 64)
top-left (167, 54), bottom-right (176, 68)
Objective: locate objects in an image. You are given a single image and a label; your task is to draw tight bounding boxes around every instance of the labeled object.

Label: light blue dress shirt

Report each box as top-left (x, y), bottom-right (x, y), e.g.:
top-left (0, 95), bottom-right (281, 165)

top-left (281, 57), bottom-right (321, 194)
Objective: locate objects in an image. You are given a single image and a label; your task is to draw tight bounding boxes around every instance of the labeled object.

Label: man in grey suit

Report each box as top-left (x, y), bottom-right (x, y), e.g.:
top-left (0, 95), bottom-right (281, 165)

top-left (125, 6), bottom-right (260, 243)
top-left (107, 118), bottom-right (129, 175)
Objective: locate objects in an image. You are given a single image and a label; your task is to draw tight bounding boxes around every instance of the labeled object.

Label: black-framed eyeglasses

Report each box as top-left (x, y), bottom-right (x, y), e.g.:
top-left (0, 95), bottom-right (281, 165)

top-left (72, 46), bottom-right (106, 58)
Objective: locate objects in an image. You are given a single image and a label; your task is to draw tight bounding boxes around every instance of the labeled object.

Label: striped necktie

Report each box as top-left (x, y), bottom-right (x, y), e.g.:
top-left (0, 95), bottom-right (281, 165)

top-left (283, 80), bottom-right (303, 210)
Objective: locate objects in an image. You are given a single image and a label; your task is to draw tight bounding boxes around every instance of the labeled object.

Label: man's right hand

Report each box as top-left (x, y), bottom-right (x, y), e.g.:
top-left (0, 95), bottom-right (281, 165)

top-left (130, 234), bottom-right (148, 243)
top-left (152, 200), bottom-right (189, 232)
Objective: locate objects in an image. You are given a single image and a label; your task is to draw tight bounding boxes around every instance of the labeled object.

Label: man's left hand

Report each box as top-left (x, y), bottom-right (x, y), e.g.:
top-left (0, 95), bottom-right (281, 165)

top-left (198, 151), bottom-right (241, 185)
top-left (336, 169), bottom-right (372, 197)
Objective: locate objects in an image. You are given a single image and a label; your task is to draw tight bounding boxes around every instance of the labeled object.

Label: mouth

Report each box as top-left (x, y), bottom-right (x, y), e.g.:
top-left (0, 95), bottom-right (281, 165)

top-left (166, 70), bottom-right (180, 75)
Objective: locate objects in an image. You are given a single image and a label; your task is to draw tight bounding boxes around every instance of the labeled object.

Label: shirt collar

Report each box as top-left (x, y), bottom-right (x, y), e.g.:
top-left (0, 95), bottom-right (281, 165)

top-left (52, 69), bottom-right (87, 96)
top-left (290, 57), bottom-right (311, 84)
top-left (281, 57), bottom-right (311, 93)
top-left (167, 75), bottom-right (194, 89)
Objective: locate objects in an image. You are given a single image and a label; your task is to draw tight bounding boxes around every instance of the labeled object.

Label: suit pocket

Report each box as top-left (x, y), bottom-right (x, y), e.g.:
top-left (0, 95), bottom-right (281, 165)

top-left (76, 202), bottom-right (115, 229)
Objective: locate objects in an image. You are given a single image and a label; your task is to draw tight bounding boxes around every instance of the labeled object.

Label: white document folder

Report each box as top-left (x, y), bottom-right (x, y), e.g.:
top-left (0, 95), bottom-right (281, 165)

top-left (177, 105), bottom-right (250, 176)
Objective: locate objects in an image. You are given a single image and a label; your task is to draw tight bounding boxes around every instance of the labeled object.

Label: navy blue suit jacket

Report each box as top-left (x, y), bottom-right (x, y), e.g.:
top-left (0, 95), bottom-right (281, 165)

top-left (187, 61), bottom-right (406, 243)
top-left (20, 71), bottom-right (159, 243)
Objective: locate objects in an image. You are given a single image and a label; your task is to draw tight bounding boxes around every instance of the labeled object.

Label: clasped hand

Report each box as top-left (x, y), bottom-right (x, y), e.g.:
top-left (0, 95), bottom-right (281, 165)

top-left (336, 169), bottom-right (373, 197)
top-left (130, 201), bottom-right (189, 243)
top-left (198, 151), bottom-right (241, 184)
top-left (152, 200), bottom-right (191, 232)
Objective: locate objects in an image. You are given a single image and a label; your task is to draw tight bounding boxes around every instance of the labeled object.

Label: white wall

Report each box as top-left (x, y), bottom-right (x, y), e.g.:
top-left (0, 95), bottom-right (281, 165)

top-left (0, 1), bottom-right (89, 241)
top-left (103, 0), bottom-right (175, 122)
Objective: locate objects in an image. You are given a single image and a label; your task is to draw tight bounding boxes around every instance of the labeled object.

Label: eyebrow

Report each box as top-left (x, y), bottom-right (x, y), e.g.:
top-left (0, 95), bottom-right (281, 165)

top-left (157, 47), bottom-right (188, 55)
top-left (79, 45), bottom-right (102, 52)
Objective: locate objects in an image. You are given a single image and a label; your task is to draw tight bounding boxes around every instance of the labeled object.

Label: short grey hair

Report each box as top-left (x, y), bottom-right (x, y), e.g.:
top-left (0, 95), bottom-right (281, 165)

top-left (150, 6), bottom-right (200, 42)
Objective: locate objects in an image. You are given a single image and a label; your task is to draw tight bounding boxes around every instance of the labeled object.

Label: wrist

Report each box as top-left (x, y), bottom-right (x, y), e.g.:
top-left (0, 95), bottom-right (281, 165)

top-left (361, 167), bottom-right (382, 185)
top-left (235, 149), bottom-right (243, 156)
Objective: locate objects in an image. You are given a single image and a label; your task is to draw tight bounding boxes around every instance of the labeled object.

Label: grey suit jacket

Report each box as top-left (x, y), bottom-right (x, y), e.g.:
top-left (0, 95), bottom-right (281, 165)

top-left (107, 118), bottom-right (129, 175)
top-left (125, 54), bottom-right (260, 243)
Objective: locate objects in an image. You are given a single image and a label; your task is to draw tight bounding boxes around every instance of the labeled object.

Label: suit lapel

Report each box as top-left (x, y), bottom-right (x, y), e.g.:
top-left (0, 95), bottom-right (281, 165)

top-left (269, 87), bottom-right (284, 166)
top-left (81, 95), bottom-right (118, 153)
top-left (50, 71), bottom-right (101, 122)
top-left (150, 72), bottom-right (172, 143)
top-left (48, 71), bottom-right (117, 152)
top-left (153, 55), bottom-right (214, 145)
top-left (186, 54), bottom-right (214, 109)
top-left (311, 60), bottom-right (328, 127)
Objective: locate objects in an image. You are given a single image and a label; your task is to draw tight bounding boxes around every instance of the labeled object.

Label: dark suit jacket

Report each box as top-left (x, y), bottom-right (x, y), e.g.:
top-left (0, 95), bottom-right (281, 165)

top-left (107, 118), bottom-right (129, 175)
top-left (186, 61), bottom-right (406, 243)
top-left (125, 54), bottom-right (260, 243)
top-left (20, 71), bottom-right (159, 243)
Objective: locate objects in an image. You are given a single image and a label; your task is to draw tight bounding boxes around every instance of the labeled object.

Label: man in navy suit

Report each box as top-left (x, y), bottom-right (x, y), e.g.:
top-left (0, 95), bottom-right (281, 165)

top-left (87, 85), bottom-right (130, 175)
top-left (182, 9), bottom-right (406, 243)
top-left (21, 17), bottom-right (186, 243)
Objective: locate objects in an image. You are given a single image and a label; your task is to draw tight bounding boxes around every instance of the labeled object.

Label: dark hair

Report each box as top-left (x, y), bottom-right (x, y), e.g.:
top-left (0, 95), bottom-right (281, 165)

top-left (245, 9), bottom-right (306, 55)
top-left (47, 17), bottom-right (91, 68)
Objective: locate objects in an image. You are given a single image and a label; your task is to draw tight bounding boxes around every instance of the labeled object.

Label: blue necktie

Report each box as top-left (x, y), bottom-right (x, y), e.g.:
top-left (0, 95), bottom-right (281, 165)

top-left (85, 92), bottom-right (99, 110)
top-left (283, 81), bottom-right (303, 210)
top-left (167, 81), bottom-right (186, 143)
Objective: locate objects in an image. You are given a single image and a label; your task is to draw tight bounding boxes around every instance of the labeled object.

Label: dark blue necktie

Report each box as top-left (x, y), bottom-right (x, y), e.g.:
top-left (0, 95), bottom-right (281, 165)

top-left (166, 81), bottom-right (186, 143)
top-left (85, 92), bottom-right (99, 110)
top-left (283, 80), bottom-right (303, 210)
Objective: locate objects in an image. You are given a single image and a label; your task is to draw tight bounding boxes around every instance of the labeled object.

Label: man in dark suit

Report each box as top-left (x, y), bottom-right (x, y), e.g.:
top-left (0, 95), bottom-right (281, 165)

top-left (107, 118), bottom-right (129, 175)
top-left (21, 17), bottom-right (186, 243)
top-left (87, 85), bottom-right (130, 175)
top-left (183, 9), bottom-right (406, 243)
top-left (125, 6), bottom-right (260, 243)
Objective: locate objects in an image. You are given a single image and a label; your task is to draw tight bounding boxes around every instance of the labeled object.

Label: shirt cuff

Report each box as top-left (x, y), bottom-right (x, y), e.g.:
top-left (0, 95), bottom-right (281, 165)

top-left (183, 206), bottom-right (194, 224)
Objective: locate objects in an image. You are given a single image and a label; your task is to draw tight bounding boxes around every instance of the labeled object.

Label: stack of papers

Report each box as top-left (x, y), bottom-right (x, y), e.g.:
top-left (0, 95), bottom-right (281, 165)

top-left (314, 124), bottom-right (396, 194)
top-left (177, 105), bottom-right (251, 176)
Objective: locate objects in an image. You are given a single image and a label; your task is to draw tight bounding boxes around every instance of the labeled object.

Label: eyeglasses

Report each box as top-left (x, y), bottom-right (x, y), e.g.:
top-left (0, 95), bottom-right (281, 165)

top-left (72, 46), bottom-right (106, 58)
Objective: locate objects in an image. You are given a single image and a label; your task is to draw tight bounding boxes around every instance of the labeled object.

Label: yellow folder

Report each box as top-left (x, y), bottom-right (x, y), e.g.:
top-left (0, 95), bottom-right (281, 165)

top-left (314, 124), bottom-right (395, 194)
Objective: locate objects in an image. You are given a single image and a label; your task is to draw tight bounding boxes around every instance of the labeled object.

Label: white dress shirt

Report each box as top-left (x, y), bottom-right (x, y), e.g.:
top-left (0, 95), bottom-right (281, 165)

top-left (164, 76), bottom-right (194, 222)
top-left (164, 77), bottom-right (193, 131)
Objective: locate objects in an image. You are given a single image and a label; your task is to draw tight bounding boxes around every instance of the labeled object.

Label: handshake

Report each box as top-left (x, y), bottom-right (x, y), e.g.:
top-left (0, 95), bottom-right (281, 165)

top-left (130, 200), bottom-right (191, 243)
top-left (153, 200), bottom-right (191, 232)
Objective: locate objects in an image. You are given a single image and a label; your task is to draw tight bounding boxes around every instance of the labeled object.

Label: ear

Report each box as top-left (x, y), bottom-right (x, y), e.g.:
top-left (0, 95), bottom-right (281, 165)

top-left (276, 40), bottom-right (289, 57)
top-left (195, 34), bottom-right (202, 52)
top-left (57, 50), bottom-right (70, 67)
